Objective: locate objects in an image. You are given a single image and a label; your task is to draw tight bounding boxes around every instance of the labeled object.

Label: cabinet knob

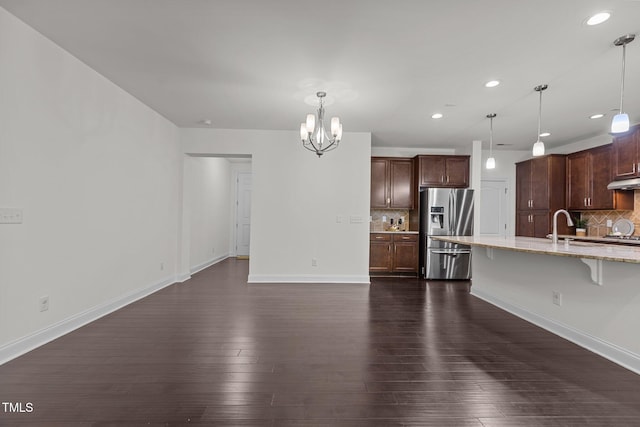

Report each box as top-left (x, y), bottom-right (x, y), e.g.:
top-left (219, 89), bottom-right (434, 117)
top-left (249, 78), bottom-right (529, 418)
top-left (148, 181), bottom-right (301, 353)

top-left (584, 197), bottom-right (587, 207)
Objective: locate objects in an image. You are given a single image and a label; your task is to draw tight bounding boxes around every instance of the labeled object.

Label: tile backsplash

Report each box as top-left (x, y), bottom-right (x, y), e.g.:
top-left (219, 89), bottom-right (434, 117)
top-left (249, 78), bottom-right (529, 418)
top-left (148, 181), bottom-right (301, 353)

top-left (370, 209), bottom-right (410, 231)
top-left (578, 190), bottom-right (640, 236)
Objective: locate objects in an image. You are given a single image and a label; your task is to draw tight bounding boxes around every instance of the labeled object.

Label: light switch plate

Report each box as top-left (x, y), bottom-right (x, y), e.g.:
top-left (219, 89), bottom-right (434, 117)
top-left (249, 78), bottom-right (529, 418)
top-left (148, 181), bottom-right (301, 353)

top-left (0, 208), bottom-right (23, 224)
top-left (350, 215), bottom-right (364, 224)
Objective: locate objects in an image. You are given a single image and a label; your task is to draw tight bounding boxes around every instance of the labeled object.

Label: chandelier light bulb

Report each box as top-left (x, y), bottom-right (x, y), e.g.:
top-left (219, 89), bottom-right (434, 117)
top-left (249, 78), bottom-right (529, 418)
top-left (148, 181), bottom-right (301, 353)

top-left (331, 117), bottom-right (340, 136)
top-left (300, 123), bottom-right (308, 141)
top-left (305, 114), bottom-right (315, 133)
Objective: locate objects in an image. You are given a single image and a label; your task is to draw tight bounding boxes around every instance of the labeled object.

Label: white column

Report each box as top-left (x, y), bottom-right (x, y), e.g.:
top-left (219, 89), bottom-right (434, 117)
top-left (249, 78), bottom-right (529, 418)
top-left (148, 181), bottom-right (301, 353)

top-left (471, 140), bottom-right (483, 236)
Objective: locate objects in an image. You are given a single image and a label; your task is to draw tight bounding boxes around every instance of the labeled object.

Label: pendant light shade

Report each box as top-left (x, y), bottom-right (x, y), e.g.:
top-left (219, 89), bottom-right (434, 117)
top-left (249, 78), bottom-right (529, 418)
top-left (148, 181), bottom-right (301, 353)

top-left (532, 84), bottom-right (548, 157)
top-left (486, 113), bottom-right (496, 169)
top-left (611, 113), bottom-right (630, 133)
top-left (611, 34), bottom-right (635, 134)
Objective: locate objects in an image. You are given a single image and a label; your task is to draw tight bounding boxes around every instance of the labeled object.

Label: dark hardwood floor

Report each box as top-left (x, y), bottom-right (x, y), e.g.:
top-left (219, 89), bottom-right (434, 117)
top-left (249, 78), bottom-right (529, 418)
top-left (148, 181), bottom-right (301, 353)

top-left (2, 258), bottom-right (640, 426)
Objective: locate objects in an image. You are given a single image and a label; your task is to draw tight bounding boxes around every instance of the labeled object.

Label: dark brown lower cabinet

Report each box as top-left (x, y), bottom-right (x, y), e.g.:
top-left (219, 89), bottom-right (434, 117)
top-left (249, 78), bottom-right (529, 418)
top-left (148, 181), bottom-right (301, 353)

top-left (370, 233), bottom-right (418, 275)
top-left (516, 212), bottom-right (551, 238)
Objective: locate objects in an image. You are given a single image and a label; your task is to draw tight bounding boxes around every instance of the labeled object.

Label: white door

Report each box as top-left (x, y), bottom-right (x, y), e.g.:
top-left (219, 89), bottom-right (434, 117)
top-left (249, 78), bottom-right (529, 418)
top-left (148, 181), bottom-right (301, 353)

top-left (480, 179), bottom-right (508, 237)
top-left (235, 172), bottom-right (252, 257)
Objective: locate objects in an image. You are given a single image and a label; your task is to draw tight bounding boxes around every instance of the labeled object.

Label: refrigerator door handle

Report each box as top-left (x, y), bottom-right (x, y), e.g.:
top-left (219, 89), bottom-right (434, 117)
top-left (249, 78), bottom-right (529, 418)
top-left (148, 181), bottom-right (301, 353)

top-left (431, 250), bottom-right (472, 255)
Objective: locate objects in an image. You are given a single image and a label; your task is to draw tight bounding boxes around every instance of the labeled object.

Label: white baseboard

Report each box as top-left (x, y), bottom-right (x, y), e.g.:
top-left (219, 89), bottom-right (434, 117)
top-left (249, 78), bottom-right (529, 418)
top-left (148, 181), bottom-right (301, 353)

top-left (247, 274), bottom-right (370, 284)
top-left (189, 254), bottom-right (229, 275)
top-left (0, 275), bottom-right (177, 365)
top-left (471, 288), bottom-right (640, 375)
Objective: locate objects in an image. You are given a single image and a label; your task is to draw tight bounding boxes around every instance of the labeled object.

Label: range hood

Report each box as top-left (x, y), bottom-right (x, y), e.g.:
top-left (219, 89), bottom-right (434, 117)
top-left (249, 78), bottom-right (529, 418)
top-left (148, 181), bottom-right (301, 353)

top-left (607, 178), bottom-right (640, 190)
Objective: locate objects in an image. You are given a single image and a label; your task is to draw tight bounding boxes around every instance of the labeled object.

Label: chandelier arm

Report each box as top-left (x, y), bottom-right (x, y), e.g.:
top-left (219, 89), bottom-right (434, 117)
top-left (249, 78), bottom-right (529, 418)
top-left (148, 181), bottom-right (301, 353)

top-left (321, 139), bottom-right (339, 152)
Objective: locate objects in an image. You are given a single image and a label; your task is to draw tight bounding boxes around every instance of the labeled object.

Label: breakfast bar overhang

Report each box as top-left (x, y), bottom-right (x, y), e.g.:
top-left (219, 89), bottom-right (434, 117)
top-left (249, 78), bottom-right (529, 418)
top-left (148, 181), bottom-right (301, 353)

top-left (434, 235), bottom-right (640, 375)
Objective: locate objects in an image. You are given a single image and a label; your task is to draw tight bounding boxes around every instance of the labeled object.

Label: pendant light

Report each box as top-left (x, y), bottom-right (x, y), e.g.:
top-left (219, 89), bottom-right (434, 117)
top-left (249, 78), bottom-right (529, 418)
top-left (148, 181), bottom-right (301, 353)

top-left (486, 113), bottom-right (496, 169)
top-left (611, 34), bottom-right (635, 134)
top-left (532, 84), bottom-right (548, 157)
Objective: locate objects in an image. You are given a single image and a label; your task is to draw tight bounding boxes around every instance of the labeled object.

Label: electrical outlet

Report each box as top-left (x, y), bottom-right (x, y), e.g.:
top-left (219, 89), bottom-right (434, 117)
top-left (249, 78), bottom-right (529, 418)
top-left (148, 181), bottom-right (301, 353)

top-left (39, 296), bottom-right (49, 312)
top-left (552, 291), bottom-right (562, 306)
top-left (311, 258), bottom-right (318, 267)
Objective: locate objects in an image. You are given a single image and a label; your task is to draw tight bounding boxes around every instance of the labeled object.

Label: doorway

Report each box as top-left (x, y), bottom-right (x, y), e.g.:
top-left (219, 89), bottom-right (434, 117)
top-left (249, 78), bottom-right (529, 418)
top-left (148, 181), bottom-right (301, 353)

top-left (480, 179), bottom-right (508, 237)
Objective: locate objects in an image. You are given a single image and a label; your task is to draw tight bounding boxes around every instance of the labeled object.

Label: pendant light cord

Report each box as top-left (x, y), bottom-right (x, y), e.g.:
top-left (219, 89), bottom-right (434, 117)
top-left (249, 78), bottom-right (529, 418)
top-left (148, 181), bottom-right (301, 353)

top-left (489, 116), bottom-right (494, 156)
top-left (537, 89), bottom-right (543, 141)
top-left (620, 42), bottom-right (626, 114)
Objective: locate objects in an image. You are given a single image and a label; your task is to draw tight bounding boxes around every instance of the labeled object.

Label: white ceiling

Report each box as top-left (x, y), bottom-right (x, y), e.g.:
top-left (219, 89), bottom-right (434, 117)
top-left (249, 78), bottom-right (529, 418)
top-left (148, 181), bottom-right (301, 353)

top-left (2, 0), bottom-right (640, 151)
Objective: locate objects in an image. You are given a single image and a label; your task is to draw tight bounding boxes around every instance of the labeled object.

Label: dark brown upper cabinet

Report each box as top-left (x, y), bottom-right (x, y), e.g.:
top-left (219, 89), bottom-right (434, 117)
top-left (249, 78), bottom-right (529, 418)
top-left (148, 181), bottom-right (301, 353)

top-left (370, 157), bottom-right (414, 209)
top-left (417, 155), bottom-right (469, 188)
top-left (567, 145), bottom-right (633, 210)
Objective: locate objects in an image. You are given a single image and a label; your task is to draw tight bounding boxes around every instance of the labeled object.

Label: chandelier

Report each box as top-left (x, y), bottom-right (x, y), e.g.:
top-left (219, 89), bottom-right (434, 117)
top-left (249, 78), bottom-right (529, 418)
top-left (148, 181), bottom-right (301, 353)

top-left (300, 91), bottom-right (343, 157)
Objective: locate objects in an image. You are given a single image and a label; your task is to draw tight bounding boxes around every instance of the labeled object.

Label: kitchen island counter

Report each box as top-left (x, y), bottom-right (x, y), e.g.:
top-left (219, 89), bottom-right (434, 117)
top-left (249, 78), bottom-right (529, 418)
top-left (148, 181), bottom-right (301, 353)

top-left (432, 235), bottom-right (640, 264)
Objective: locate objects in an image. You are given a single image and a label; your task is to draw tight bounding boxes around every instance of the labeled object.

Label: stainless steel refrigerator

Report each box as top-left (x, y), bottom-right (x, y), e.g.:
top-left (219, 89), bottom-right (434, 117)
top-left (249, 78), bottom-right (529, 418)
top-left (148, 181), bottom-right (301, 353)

top-left (419, 188), bottom-right (474, 279)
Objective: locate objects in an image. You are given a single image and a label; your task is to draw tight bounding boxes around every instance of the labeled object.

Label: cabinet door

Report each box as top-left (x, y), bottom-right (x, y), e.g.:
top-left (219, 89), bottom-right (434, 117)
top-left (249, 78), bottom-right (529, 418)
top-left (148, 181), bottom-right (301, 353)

top-left (371, 158), bottom-right (389, 208)
top-left (612, 131), bottom-right (639, 179)
top-left (445, 157), bottom-right (470, 187)
top-left (532, 212), bottom-right (551, 238)
top-left (516, 161), bottom-right (532, 211)
top-left (566, 152), bottom-right (588, 210)
top-left (530, 157), bottom-right (550, 210)
top-left (419, 156), bottom-right (446, 186)
top-left (389, 159), bottom-right (414, 208)
top-left (589, 145), bottom-right (614, 209)
top-left (516, 212), bottom-right (534, 237)
top-left (392, 241), bottom-right (418, 272)
top-left (369, 240), bottom-right (392, 272)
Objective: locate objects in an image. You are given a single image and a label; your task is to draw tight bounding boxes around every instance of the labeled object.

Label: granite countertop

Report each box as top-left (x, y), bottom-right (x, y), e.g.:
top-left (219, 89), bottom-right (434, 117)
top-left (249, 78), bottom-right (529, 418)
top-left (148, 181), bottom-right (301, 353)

top-left (432, 235), bottom-right (640, 264)
top-left (555, 234), bottom-right (640, 245)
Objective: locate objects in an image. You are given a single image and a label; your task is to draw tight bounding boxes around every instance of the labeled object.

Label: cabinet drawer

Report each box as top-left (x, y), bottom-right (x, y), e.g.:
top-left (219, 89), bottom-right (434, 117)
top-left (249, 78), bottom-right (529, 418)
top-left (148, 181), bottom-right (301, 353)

top-left (395, 233), bottom-right (417, 242)
top-left (370, 233), bottom-right (392, 242)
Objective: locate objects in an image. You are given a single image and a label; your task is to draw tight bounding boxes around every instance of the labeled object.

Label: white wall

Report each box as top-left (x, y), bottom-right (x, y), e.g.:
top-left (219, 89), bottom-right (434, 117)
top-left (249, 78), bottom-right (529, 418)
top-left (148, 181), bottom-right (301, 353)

top-left (185, 157), bottom-right (232, 273)
top-left (0, 8), bottom-right (182, 359)
top-left (548, 133), bottom-right (613, 155)
top-left (181, 128), bottom-right (372, 283)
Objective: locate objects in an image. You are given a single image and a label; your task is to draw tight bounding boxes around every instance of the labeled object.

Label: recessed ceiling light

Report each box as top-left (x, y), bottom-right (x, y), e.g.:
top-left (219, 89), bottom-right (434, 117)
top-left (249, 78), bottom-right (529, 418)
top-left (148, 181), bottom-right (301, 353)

top-left (539, 132), bottom-right (551, 137)
top-left (485, 80), bottom-right (500, 88)
top-left (590, 113), bottom-right (605, 119)
top-left (586, 12), bottom-right (611, 26)
top-left (431, 113), bottom-right (443, 119)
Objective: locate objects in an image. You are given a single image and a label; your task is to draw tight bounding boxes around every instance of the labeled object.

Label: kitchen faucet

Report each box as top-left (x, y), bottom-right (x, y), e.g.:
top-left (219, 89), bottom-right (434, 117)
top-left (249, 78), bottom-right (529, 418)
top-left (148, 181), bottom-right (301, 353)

top-left (552, 209), bottom-right (574, 243)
